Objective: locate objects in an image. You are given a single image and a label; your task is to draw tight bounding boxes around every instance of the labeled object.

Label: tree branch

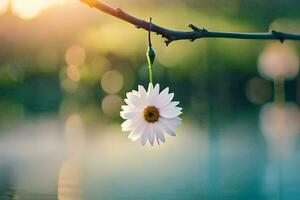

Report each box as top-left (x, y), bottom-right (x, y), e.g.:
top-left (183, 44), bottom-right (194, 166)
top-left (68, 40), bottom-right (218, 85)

top-left (79, 0), bottom-right (300, 46)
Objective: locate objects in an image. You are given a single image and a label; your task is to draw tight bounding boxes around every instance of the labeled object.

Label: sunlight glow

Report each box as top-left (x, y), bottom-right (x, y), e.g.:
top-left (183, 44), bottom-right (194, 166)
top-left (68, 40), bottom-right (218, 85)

top-left (0, 0), bottom-right (9, 14)
top-left (0, 0), bottom-right (67, 20)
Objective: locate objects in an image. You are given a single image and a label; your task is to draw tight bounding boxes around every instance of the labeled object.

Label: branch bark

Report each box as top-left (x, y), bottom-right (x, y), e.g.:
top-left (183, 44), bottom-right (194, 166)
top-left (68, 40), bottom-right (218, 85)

top-left (80, 0), bottom-right (300, 46)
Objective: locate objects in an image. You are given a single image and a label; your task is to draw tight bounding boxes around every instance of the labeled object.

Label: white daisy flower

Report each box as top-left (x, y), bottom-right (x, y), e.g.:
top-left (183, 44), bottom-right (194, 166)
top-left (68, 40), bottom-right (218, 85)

top-left (120, 83), bottom-right (182, 146)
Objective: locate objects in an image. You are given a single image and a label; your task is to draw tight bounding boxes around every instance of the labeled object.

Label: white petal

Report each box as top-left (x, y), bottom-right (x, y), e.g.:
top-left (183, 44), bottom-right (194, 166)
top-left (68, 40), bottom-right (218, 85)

top-left (156, 137), bottom-right (160, 145)
top-left (125, 92), bottom-right (142, 107)
top-left (160, 117), bottom-right (182, 127)
top-left (138, 85), bottom-right (147, 100)
top-left (163, 101), bottom-right (180, 109)
top-left (154, 124), bottom-right (166, 143)
top-left (161, 87), bottom-right (169, 95)
top-left (120, 110), bottom-right (141, 120)
top-left (153, 87), bottom-right (174, 108)
top-left (160, 107), bottom-right (182, 118)
top-left (152, 84), bottom-right (160, 96)
top-left (121, 119), bottom-right (138, 131)
top-left (157, 119), bottom-right (176, 136)
top-left (129, 120), bottom-right (147, 141)
top-left (121, 105), bottom-right (138, 112)
top-left (147, 83), bottom-right (153, 94)
top-left (148, 124), bottom-right (155, 146)
top-left (141, 124), bottom-right (149, 145)
top-left (148, 84), bottom-right (160, 105)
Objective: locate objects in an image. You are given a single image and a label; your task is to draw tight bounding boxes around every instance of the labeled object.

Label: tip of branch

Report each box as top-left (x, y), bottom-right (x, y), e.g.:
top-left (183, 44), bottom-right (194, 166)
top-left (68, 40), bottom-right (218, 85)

top-left (188, 24), bottom-right (200, 31)
top-left (188, 24), bottom-right (208, 33)
top-left (165, 39), bottom-right (173, 46)
top-left (79, 0), bottom-right (97, 7)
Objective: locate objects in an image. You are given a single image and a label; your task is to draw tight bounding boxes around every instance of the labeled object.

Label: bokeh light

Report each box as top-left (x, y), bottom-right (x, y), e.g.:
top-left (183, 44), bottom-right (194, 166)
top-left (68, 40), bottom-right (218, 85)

top-left (260, 103), bottom-right (300, 157)
top-left (67, 65), bottom-right (81, 82)
top-left (270, 18), bottom-right (300, 35)
top-left (101, 95), bottom-right (122, 117)
top-left (90, 57), bottom-right (111, 77)
top-left (61, 78), bottom-right (78, 93)
top-left (258, 42), bottom-right (299, 80)
top-left (101, 70), bottom-right (124, 94)
top-left (65, 45), bottom-right (86, 66)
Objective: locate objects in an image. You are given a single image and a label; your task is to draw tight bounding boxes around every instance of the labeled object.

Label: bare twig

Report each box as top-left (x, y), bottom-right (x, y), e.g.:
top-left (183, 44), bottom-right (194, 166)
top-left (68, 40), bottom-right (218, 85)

top-left (79, 0), bottom-right (300, 46)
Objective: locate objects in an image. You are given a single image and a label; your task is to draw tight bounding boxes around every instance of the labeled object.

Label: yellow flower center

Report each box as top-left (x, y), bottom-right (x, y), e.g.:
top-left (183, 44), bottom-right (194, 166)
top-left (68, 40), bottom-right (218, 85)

top-left (143, 106), bottom-right (159, 123)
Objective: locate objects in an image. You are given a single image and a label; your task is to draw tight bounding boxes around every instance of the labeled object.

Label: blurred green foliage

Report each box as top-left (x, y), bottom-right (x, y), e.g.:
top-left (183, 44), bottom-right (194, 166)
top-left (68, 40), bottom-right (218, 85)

top-left (0, 0), bottom-right (299, 128)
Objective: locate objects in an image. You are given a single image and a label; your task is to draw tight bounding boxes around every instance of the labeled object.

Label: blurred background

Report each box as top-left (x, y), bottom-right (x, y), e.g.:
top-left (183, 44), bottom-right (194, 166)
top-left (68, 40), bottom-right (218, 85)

top-left (0, 0), bottom-right (300, 199)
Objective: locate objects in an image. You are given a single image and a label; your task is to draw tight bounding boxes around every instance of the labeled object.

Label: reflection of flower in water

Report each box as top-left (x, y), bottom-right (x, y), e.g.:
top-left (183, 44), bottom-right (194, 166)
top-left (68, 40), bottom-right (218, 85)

top-left (260, 103), bottom-right (300, 157)
top-left (258, 42), bottom-right (299, 80)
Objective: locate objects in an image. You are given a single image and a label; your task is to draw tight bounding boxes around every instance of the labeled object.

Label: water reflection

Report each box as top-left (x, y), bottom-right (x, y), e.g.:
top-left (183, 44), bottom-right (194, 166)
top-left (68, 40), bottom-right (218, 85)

top-left (257, 41), bottom-right (300, 200)
top-left (58, 158), bottom-right (83, 200)
top-left (58, 113), bottom-right (86, 200)
top-left (260, 103), bottom-right (300, 158)
top-left (0, 118), bottom-right (65, 199)
top-left (0, 114), bottom-right (300, 199)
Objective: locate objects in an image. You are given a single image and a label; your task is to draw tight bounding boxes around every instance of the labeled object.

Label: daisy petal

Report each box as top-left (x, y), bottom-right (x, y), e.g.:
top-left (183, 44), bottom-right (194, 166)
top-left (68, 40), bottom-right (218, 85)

top-left (121, 119), bottom-right (138, 131)
top-left (138, 85), bottom-right (147, 101)
top-left (129, 120), bottom-right (146, 141)
top-left (120, 110), bottom-right (140, 120)
top-left (158, 119), bottom-right (176, 136)
top-left (125, 92), bottom-right (142, 107)
top-left (154, 124), bottom-right (166, 143)
top-left (163, 101), bottom-right (180, 109)
top-left (148, 124), bottom-right (155, 146)
top-left (155, 90), bottom-right (174, 108)
top-left (121, 105), bottom-right (139, 112)
top-left (161, 117), bottom-right (182, 127)
top-left (156, 137), bottom-right (160, 145)
top-left (147, 83), bottom-right (153, 94)
top-left (132, 90), bottom-right (139, 96)
top-left (153, 84), bottom-right (160, 96)
top-left (141, 125), bottom-right (149, 146)
top-left (148, 84), bottom-right (160, 105)
top-left (160, 107), bottom-right (182, 118)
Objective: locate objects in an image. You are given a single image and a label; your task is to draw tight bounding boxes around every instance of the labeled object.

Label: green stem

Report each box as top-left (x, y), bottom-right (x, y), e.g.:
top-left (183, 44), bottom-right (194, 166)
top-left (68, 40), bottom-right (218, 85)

top-left (147, 57), bottom-right (153, 84)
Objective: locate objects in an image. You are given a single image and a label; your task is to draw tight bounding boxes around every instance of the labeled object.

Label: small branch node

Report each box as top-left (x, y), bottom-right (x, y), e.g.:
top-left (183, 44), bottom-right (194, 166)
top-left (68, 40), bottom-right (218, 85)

top-left (188, 24), bottom-right (200, 31)
top-left (165, 39), bottom-right (173, 46)
top-left (79, 0), bottom-right (300, 44)
top-left (116, 8), bottom-right (123, 14)
top-left (188, 24), bottom-right (208, 33)
top-left (272, 30), bottom-right (285, 43)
